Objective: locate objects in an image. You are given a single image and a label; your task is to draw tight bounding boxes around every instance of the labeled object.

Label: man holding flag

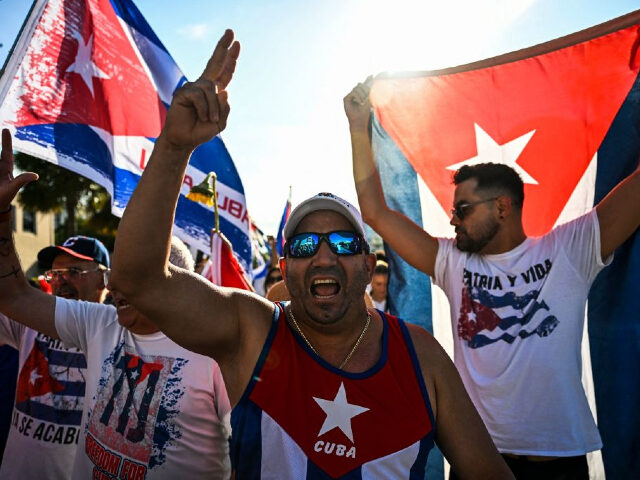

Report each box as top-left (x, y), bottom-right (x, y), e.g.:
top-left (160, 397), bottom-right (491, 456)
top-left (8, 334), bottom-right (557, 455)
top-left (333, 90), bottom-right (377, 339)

top-left (344, 66), bottom-right (640, 478)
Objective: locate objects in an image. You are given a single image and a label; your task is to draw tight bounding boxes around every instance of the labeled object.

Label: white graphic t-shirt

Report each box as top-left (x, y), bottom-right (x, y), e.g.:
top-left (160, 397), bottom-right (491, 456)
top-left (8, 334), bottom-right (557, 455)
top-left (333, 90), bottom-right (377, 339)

top-left (434, 210), bottom-right (610, 456)
top-left (55, 299), bottom-right (231, 479)
top-left (0, 315), bottom-right (86, 479)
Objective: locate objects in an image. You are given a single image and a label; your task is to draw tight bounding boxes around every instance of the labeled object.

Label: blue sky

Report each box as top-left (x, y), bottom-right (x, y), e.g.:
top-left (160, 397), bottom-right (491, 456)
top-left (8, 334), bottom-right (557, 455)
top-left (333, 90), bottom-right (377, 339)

top-left (1, 0), bottom-right (638, 233)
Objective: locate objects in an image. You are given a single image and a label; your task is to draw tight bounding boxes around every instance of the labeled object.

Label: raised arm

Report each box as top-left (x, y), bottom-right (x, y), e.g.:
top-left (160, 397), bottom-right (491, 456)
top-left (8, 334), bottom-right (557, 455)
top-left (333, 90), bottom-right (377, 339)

top-left (110, 31), bottom-right (272, 393)
top-left (0, 129), bottom-right (58, 338)
top-left (595, 160), bottom-right (640, 259)
top-left (344, 79), bottom-right (439, 277)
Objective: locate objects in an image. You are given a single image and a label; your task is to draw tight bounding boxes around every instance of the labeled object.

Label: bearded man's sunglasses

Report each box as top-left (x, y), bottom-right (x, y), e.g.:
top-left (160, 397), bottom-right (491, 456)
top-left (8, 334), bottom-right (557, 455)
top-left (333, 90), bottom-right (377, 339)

top-left (285, 231), bottom-right (369, 258)
top-left (451, 197), bottom-right (498, 220)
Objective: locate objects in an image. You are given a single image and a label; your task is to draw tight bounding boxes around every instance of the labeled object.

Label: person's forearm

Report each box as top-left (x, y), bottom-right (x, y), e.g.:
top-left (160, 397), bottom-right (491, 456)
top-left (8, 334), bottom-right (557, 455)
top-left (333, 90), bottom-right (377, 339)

top-left (111, 135), bottom-right (192, 294)
top-left (350, 126), bottom-right (387, 227)
top-left (0, 216), bottom-right (31, 304)
top-left (596, 161), bottom-right (640, 258)
top-left (0, 215), bottom-right (56, 336)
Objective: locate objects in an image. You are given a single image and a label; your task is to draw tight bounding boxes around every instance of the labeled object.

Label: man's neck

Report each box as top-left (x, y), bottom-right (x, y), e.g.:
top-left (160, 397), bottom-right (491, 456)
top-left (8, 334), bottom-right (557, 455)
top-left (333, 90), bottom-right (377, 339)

top-left (480, 226), bottom-right (527, 255)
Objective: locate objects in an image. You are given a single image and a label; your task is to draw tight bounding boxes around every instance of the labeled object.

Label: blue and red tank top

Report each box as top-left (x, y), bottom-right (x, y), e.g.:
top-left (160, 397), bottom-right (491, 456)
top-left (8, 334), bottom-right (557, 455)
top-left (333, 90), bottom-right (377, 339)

top-left (231, 303), bottom-right (436, 479)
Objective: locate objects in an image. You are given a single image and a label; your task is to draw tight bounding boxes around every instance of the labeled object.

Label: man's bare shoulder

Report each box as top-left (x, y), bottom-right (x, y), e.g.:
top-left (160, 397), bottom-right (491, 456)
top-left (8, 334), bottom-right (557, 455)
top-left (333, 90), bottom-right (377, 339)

top-left (404, 321), bottom-right (450, 368)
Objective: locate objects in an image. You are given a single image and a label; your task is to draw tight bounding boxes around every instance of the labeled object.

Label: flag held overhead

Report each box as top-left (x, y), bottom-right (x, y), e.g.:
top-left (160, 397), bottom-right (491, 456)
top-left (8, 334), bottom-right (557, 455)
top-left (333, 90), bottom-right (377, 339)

top-left (370, 10), bottom-right (640, 478)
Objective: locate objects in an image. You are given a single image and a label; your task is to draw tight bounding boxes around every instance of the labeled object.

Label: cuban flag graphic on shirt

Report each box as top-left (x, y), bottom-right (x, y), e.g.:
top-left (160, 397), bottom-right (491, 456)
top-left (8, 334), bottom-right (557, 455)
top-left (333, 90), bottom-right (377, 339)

top-left (0, 0), bottom-right (251, 272)
top-left (87, 342), bottom-right (187, 477)
top-left (15, 334), bottom-right (86, 427)
top-left (370, 10), bottom-right (640, 479)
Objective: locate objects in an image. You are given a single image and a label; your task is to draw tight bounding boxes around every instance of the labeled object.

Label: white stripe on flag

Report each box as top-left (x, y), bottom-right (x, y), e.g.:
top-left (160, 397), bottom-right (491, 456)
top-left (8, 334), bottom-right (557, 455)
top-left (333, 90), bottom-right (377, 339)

top-left (361, 439), bottom-right (421, 479)
top-left (115, 18), bottom-right (184, 105)
top-left (261, 411), bottom-right (307, 479)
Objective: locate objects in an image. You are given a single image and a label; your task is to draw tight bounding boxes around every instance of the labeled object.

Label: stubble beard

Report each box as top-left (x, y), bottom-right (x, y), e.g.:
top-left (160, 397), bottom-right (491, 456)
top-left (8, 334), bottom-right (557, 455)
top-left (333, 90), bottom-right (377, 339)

top-left (456, 218), bottom-right (500, 253)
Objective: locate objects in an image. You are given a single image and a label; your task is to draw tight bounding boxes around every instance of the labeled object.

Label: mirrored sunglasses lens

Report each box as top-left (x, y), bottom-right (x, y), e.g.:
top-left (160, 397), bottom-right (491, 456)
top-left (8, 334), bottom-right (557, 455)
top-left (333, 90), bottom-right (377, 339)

top-left (289, 234), bottom-right (319, 257)
top-left (329, 232), bottom-right (359, 255)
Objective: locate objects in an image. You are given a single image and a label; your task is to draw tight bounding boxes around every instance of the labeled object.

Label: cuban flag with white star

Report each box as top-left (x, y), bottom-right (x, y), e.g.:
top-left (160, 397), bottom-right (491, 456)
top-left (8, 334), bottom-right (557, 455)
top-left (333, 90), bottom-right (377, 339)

top-left (0, 0), bottom-right (252, 272)
top-left (370, 10), bottom-right (640, 479)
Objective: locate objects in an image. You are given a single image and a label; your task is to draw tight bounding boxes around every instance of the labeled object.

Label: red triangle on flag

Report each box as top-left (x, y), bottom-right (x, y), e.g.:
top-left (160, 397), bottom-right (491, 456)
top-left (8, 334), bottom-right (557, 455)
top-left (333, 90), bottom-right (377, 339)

top-left (204, 232), bottom-right (253, 291)
top-left (372, 22), bottom-right (640, 236)
top-left (16, 0), bottom-right (166, 137)
top-left (16, 342), bottom-right (65, 403)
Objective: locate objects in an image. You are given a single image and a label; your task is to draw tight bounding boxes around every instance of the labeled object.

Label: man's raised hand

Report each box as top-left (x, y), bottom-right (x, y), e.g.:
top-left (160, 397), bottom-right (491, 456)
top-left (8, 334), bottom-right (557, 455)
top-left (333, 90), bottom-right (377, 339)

top-left (344, 76), bottom-right (374, 131)
top-left (161, 29), bottom-right (241, 151)
top-left (0, 129), bottom-right (38, 210)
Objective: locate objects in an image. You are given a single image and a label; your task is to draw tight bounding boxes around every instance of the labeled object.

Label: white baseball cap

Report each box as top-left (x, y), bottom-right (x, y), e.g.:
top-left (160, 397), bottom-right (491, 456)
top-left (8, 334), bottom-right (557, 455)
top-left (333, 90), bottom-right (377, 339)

top-left (283, 192), bottom-right (368, 241)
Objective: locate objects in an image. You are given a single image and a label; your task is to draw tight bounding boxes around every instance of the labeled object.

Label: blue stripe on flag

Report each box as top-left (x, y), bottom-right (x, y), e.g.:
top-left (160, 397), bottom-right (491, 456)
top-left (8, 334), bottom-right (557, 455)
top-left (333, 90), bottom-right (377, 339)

top-left (371, 116), bottom-right (441, 480)
top-left (15, 124), bottom-right (113, 181)
top-left (175, 194), bottom-right (252, 270)
top-left (189, 137), bottom-right (245, 193)
top-left (113, 166), bottom-right (252, 271)
top-left (276, 200), bottom-right (289, 257)
top-left (15, 401), bottom-right (83, 426)
top-left (51, 381), bottom-right (86, 398)
top-left (230, 402), bottom-right (263, 479)
top-left (371, 116), bottom-right (432, 332)
top-left (35, 342), bottom-right (87, 369)
top-left (109, 0), bottom-right (166, 52)
top-left (113, 166), bottom-right (138, 209)
top-left (589, 73), bottom-right (640, 479)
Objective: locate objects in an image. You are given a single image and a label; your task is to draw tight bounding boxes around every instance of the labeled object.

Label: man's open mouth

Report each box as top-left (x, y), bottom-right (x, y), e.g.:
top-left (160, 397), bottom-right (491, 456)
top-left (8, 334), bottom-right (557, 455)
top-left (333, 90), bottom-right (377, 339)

top-left (310, 278), bottom-right (340, 298)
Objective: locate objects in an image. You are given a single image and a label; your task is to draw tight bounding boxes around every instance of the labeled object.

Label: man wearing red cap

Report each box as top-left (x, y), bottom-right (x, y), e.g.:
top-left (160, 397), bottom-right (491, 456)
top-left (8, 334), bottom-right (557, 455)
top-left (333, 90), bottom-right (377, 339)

top-left (37, 235), bottom-right (111, 303)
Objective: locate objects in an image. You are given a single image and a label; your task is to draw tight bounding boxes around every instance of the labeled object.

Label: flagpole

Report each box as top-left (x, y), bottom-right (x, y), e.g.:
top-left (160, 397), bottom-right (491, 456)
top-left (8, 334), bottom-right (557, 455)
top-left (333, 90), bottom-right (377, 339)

top-left (0, 0), bottom-right (38, 78)
top-left (209, 173), bottom-right (232, 250)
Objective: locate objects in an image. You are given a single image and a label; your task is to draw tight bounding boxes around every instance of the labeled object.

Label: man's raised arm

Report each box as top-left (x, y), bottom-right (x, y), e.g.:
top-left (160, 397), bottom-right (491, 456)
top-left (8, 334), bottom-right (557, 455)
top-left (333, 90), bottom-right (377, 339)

top-left (345, 79), bottom-right (439, 277)
top-left (595, 160), bottom-right (640, 259)
top-left (110, 30), bottom-right (272, 366)
top-left (0, 129), bottom-right (57, 338)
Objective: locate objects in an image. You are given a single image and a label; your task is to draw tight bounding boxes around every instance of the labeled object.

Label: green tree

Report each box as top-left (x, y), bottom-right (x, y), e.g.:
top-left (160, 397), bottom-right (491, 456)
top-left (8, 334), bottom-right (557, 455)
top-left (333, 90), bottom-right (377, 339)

top-left (14, 153), bottom-right (119, 249)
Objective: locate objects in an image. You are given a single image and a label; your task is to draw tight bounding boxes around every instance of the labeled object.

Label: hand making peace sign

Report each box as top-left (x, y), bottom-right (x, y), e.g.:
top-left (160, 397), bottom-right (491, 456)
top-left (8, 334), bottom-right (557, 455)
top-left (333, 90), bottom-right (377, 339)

top-left (161, 29), bottom-right (241, 151)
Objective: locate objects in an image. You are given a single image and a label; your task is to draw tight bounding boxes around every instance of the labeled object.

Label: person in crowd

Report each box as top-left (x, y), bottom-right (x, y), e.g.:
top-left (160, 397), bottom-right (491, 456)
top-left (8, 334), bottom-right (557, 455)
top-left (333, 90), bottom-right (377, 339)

top-left (367, 260), bottom-right (389, 312)
top-left (264, 265), bottom-right (283, 295)
top-left (107, 29), bottom-right (513, 478)
top-left (0, 231), bottom-right (108, 478)
top-left (374, 249), bottom-right (387, 263)
top-left (0, 132), bottom-right (231, 478)
top-left (344, 79), bottom-right (640, 479)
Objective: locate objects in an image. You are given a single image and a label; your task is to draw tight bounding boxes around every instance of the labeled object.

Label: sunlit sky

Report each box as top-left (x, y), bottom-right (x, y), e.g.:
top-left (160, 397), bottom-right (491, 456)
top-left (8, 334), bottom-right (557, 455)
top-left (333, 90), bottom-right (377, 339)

top-left (0, 0), bottom-right (638, 234)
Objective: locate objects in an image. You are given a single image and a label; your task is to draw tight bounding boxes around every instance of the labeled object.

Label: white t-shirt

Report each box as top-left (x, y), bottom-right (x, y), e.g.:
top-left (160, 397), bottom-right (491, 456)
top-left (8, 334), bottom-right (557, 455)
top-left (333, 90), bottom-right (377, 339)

top-left (0, 315), bottom-right (86, 479)
top-left (434, 210), bottom-right (610, 456)
top-left (55, 299), bottom-right (231, 479)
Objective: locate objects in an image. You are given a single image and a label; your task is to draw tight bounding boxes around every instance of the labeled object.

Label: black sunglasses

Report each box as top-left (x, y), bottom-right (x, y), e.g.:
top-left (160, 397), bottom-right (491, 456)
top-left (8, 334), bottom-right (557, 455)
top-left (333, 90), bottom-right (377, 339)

top-left (451, 197), bottom-right (498, 220)
top-left (285, 231), bottom-right (369, 258)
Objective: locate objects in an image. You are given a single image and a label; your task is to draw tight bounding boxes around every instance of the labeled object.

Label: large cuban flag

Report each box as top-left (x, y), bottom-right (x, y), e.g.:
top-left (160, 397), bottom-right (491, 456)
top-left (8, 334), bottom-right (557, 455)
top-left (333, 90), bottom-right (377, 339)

top-left (0, 0), bottom-right (252, 273)
top-left (370, 10), bottom-right (640, 479)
